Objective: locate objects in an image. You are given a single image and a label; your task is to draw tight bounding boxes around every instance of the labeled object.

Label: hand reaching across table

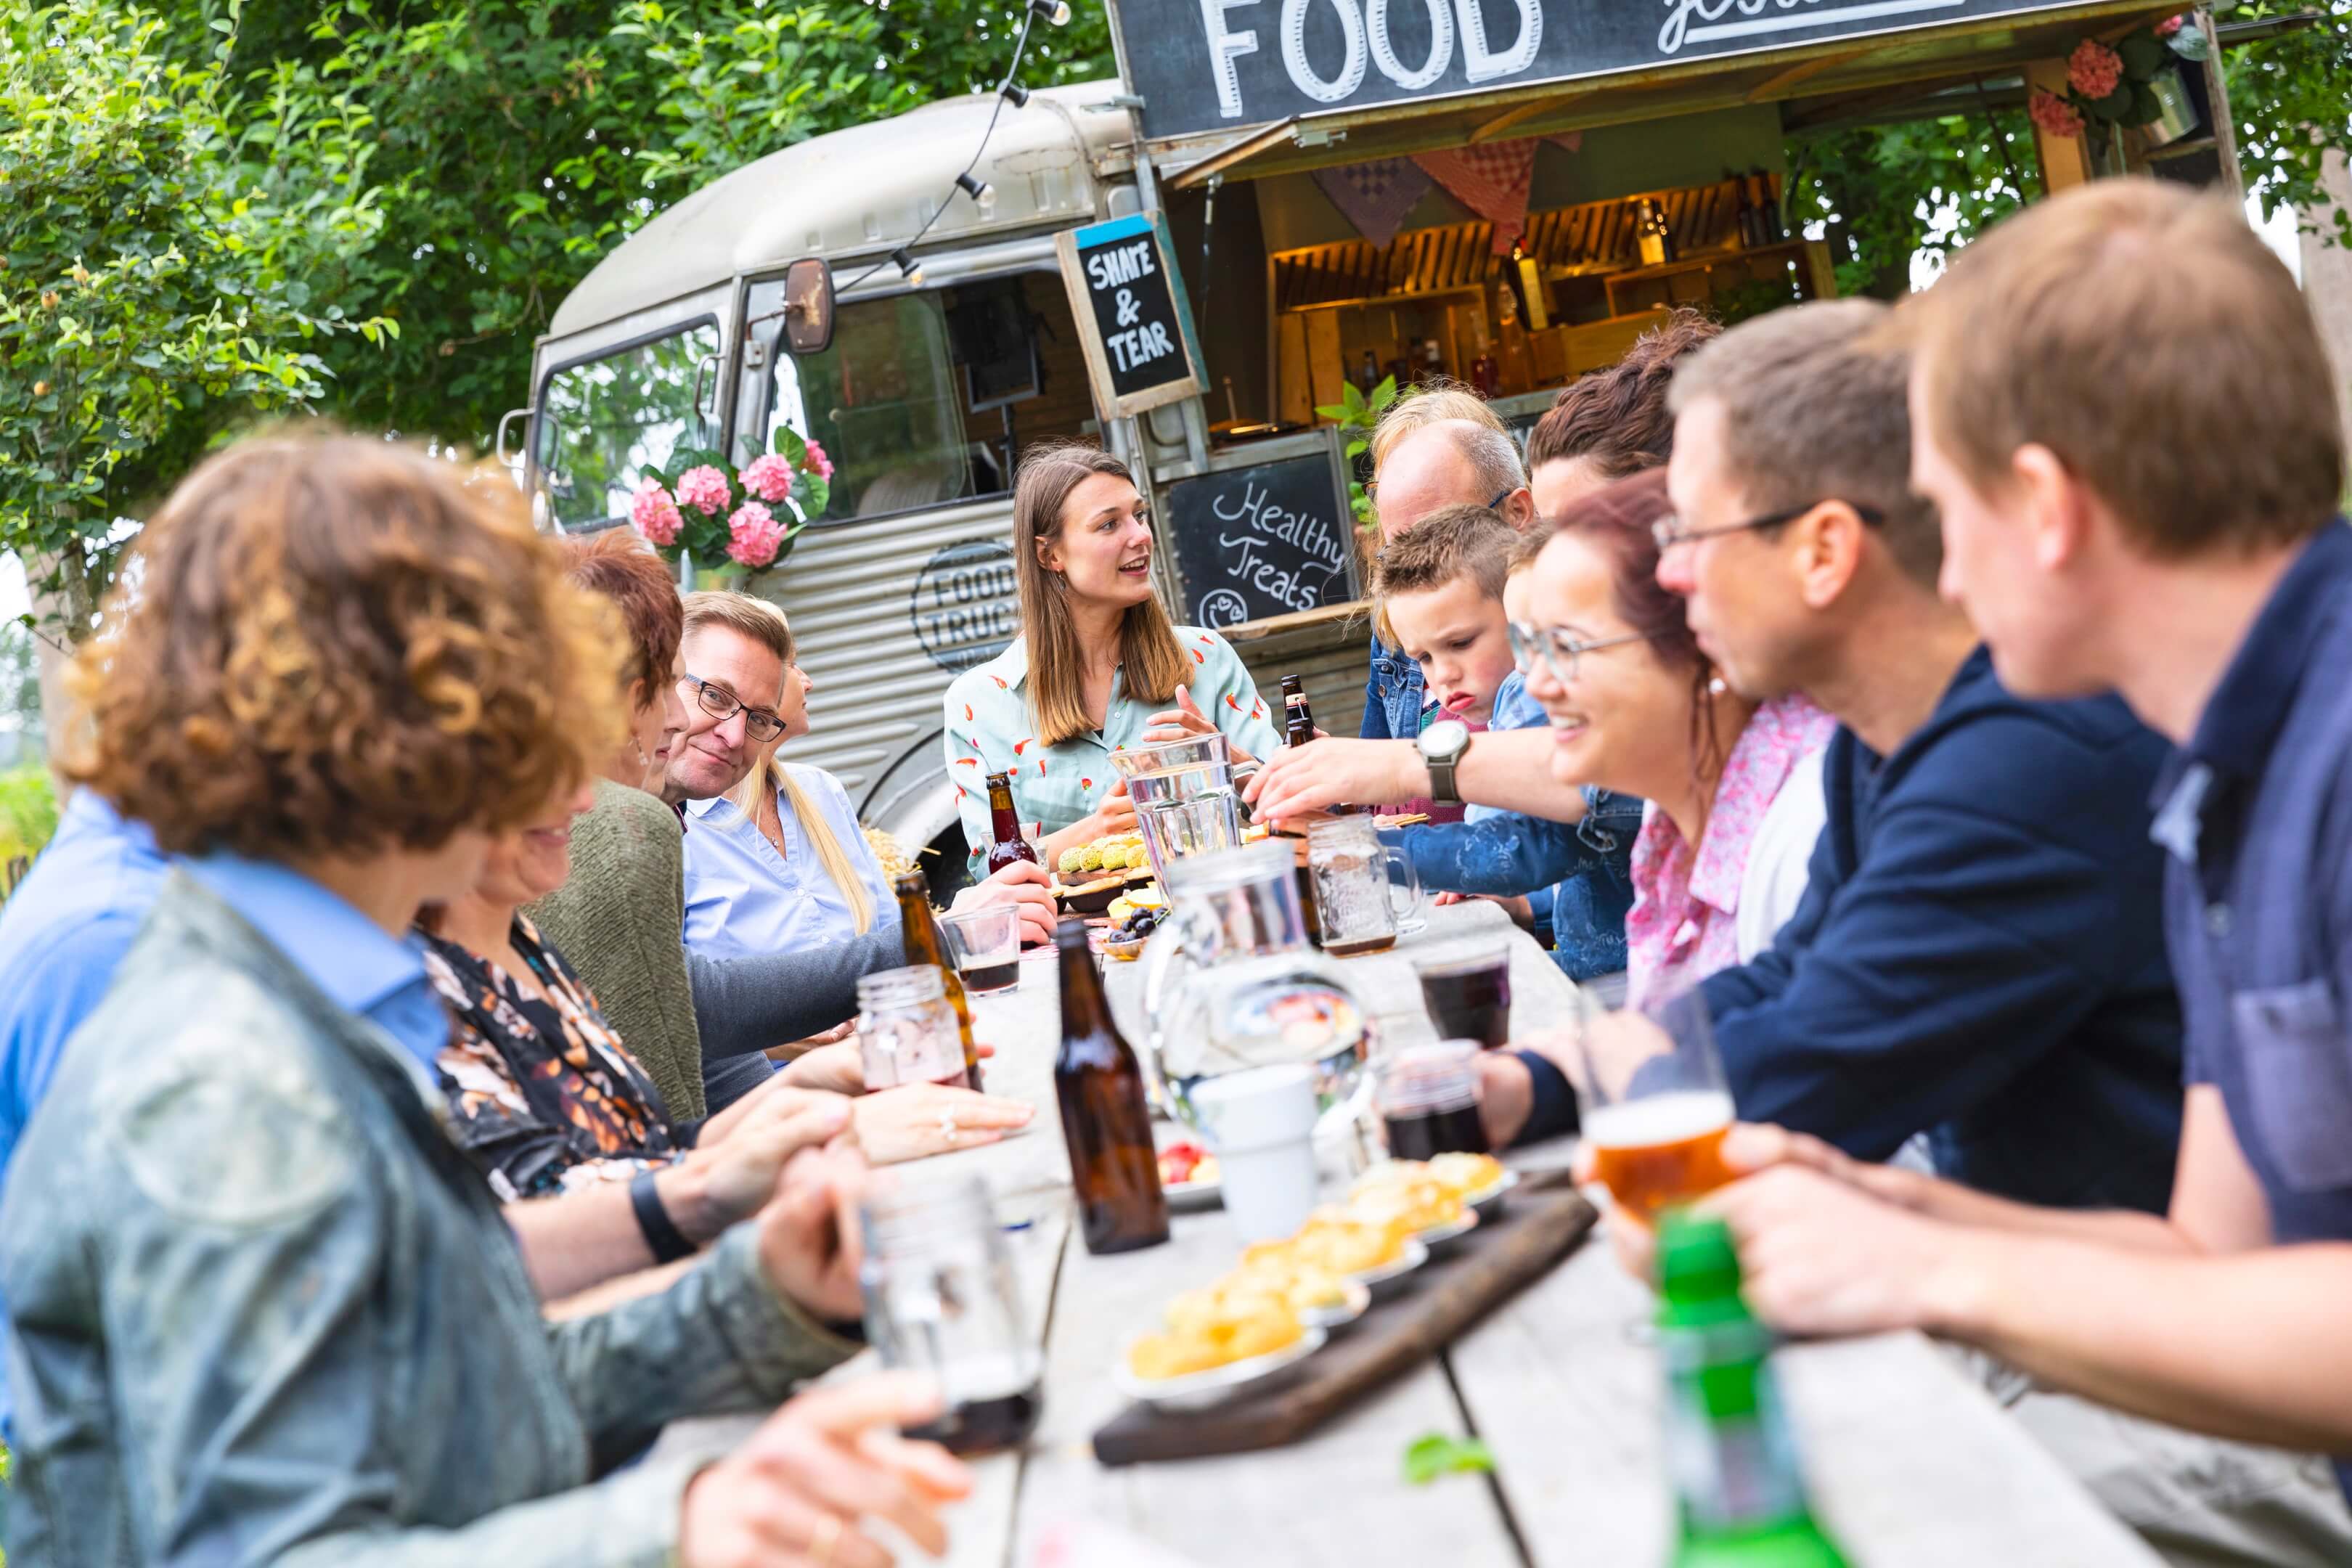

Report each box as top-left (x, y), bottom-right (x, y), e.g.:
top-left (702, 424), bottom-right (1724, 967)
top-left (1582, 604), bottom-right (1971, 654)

top-left (951, 859), bottom-right (1058, 947)
top-left (781, 1039), bottom-right (1000, 1098)
top-left (1138, 685), bottom-right (1259, 767)
top-left (852, 1081), bottom-right (1034, 1165)
top-left (677, 1371), bottom-right (973, 1568)
top-left (1244, 735), bottom-right (1420, 822)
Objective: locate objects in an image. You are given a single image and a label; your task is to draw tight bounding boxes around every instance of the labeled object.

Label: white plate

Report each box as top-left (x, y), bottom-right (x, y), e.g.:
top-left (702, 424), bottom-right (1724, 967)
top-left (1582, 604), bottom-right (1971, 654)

top-left (1113, 1325), bottom-right (1329, 1411)
top-left (1346, 1236), bottom-right (1431, 1301)
top-left (1164, 1173), bottom-right (1223, 1212)
top-left (1416, 1211), bottom-right (1479, 1251)
top-left (1466, 1169), bottom-right (1519, 1221)
top-left (1300, 1277), bottom-right (1373, 1331)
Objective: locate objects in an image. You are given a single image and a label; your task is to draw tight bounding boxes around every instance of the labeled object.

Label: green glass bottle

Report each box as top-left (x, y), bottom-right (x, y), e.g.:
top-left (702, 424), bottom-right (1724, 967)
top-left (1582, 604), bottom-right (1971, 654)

top-left (1657, 1212), bottom-right (1851, 1568)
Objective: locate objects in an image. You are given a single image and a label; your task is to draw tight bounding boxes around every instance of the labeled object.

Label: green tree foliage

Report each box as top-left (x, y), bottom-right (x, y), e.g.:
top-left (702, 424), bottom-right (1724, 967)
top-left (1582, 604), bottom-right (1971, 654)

top-left (0, 1), bottom-right (392, 635)
top-left (189, 0), bottom-right (1118, 453)
top-left (1787, 6), bottom-right (2352, 295)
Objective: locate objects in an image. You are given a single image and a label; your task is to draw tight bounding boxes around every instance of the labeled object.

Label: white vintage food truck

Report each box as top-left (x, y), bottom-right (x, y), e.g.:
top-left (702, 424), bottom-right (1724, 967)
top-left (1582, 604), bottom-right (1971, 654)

top-left (519, 0), bottom-right (2221, 881)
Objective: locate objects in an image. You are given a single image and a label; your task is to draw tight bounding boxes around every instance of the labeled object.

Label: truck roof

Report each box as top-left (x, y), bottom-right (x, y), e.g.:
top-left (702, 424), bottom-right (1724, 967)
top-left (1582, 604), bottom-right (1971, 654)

top-left (547, 78), bottom-right (1130, 338)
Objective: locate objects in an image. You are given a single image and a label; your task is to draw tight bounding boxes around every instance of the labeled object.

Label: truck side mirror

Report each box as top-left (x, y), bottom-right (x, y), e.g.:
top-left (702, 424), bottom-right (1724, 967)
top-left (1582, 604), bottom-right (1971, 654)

top-left (784, 257), bottom-right (836, 356)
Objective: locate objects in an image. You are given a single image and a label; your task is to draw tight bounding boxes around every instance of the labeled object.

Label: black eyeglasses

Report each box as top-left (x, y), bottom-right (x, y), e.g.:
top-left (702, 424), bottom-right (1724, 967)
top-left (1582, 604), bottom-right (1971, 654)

top-left (1651, 501), bottom-right (1886, 552)
top-left (681, 673), bottom-right (785, 743)
top-left (1506, 620), bottom-right (1674, 686)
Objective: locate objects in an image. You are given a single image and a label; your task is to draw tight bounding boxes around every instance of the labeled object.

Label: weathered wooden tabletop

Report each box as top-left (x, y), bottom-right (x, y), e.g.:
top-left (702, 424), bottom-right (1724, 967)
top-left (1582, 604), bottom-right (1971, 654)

top-left (662, 902), bottom-right (2161, 1568)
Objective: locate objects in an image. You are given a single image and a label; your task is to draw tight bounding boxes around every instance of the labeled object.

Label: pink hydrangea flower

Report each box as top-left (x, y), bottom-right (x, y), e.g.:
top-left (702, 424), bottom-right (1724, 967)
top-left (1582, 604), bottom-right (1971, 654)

top-left (727, 501), bottom-right (785, 568)
top-left (2067, 38), bottom-right (2124, 99)
top-left (740, 453), bottom-right (796, 504)
top-left (675, 464), bottom-right (732, 515)
top-left (802, 439), bottom-right (835, 482)
top-left (629, 479), bottom-right (683, 546)
top-left (2156, 12), bottom-right (2184, 36)
top-left (2028, 88), bottom-right (2086, 140)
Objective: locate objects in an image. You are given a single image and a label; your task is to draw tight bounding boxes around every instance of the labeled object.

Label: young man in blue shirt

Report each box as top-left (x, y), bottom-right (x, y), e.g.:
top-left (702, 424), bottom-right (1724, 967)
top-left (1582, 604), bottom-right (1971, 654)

top-left (1696, 182), bottom-right (2352, 1560)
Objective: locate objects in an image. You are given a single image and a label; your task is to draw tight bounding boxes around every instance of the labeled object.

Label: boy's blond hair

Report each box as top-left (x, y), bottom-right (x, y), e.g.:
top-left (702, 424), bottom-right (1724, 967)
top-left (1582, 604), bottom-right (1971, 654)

top-left (1371, 503), bottom-right (1516, 646)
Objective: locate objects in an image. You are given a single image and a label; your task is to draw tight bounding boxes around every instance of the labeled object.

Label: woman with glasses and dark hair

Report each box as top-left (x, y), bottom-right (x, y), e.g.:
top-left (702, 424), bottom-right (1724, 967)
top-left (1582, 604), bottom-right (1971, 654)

top-left (1513, 467), bottom-right (1833, 1008)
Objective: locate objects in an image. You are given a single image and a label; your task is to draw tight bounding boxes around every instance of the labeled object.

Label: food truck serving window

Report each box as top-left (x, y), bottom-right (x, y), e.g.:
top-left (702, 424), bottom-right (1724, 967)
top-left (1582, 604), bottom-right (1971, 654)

top-left (536, 321), bottom-right (719, 531)
top-left (761, 273), bottom-right (1098, 525)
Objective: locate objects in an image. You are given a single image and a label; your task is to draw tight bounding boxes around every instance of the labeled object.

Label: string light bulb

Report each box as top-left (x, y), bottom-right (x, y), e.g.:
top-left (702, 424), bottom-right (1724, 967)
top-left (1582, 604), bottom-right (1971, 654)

top-left (955, 171), bottom-right (994, 203)
top-left (1029, 0), bottom-right (1071, 23)
top-left (891, 248), bottom-right (924, 286)
top-left (1000, 81), bottom-right (1031, 109)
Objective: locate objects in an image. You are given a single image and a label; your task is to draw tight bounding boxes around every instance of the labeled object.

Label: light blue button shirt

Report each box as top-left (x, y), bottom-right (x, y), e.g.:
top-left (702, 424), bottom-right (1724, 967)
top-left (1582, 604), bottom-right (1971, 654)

top-left (681, 763), bottom-right (902, 962)
top-left (0, 797), bottom-right (449, 1439)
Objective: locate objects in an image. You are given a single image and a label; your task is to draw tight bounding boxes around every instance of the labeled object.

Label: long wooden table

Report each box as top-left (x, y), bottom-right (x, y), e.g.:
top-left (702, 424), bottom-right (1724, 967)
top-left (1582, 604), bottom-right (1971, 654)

top-left (664, 902), bottom-right (2161, 1568)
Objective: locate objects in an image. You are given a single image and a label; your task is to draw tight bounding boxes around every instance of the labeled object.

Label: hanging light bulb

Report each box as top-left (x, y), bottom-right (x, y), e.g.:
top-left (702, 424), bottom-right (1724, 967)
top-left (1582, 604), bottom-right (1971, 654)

top-left (1029, 0), bottom-right (1071, 23)
top-left (1000, 81), bottom-right (1031, 109)
top-left (891, 248), bottom-right (924, 286)
top-left (955, 171), bottom-right (994, 203)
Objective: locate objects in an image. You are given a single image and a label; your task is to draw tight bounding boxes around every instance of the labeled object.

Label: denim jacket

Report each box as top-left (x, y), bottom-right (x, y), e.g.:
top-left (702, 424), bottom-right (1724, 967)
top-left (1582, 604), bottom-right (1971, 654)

top-left (1400, 786), bottom-right (1641, 981)
top-left (0, 871), bottom-right (858, 1566)
top-left (1360, 634), bottom-right (1427, 740)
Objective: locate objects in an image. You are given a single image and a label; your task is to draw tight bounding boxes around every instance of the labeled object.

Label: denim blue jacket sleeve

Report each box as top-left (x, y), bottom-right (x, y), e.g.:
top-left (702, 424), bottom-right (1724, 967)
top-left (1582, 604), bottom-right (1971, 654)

top-left (1360, 636), bottom-right (1394, 740)
top-left (1400, 787), bottom-right (1641, 897)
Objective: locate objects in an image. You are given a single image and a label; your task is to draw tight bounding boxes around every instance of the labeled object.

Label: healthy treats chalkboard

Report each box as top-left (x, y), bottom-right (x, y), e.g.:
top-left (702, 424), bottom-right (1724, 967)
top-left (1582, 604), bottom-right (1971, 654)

top-left (1056, 212), bottom-right (1205, 417)
top-left (1111, 0), bottom-right (2083, 142)
top-left (1165, 451), bottom-right (1357, 629)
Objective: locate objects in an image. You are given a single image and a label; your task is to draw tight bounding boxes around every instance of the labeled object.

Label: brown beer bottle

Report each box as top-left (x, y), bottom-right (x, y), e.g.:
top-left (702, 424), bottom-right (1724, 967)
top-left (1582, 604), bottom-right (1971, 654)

top-left (1053, 916), bottom-right (1169, 1254)
top-left (1276, 674), bottom-right (1326, 947)
top-left (983, 771), bottom-right (1038, 875)
top-left (893, 871), bottom-right (981, 1093)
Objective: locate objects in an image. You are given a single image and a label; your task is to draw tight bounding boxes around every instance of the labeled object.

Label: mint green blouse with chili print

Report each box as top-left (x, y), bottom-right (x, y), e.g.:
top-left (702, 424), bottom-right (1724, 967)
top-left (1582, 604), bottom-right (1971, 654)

top-left (942, 625), bottom-right (1280, 874)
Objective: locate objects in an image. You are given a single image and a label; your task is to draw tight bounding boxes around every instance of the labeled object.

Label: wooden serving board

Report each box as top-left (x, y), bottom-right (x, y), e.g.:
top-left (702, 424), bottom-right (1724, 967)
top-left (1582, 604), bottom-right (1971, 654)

top-left (1091, 1170), bottom-right (1598, 1465)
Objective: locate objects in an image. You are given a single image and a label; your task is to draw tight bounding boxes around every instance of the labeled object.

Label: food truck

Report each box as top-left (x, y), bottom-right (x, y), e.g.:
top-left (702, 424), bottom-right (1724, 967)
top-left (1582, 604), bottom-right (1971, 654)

top-left (520, 0), bottom-right (2221, 877)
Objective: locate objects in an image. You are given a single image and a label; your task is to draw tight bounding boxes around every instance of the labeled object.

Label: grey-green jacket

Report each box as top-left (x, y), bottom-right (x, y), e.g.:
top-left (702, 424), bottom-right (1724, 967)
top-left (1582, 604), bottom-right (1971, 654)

top-left (0, 872), bottom-right (857, 1565)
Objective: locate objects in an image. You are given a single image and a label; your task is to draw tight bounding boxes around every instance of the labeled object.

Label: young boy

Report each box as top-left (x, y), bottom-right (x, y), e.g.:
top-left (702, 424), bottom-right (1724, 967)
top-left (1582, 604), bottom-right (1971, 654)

top-left (1374, 506), bottom-right (1640, 984)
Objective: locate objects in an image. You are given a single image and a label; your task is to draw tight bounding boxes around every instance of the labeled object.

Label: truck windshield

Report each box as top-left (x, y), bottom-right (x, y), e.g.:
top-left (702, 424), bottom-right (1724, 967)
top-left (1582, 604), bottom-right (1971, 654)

top-left (764, 292), bottom-right (980, 523)
top-left (536, 322), bottom-right (719, 530)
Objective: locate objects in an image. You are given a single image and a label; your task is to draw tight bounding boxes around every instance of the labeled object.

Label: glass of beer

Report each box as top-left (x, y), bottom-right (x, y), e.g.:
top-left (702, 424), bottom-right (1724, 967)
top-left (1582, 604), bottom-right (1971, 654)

top-left (1569, 987), bottom-right (1736, 1222)
top-left (1415, 948), bottom-right (1512, 1048)
top-left (859, 1172), bottom-right (1043, 1455)
top-left (939, 905), bottom-right (1021, 995)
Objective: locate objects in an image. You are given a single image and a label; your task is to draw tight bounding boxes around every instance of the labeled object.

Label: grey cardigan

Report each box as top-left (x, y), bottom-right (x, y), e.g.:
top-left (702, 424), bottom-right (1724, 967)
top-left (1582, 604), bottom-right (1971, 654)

top-left (0, 870), bottom-right (857, 1565)
top-left (528, 780), bottom-right (905, 1119)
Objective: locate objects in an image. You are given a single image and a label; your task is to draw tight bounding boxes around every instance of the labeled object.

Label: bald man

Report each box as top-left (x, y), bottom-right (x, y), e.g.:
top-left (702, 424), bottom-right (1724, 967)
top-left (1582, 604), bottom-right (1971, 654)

top-left (1361, 420), bottom-right (1538, 740)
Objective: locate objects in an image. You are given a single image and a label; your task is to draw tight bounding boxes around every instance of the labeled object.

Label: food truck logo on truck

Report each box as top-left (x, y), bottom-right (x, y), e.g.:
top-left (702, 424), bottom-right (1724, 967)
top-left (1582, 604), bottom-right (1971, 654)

top-left (1128, 0), bottom-right (2081, 138)
top-left (912, 541), bottom-right (1021, 674)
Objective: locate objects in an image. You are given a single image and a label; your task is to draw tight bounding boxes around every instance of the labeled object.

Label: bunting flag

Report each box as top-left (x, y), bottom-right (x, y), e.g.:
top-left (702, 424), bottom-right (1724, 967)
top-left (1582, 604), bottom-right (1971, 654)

top-left (1413, 137), bottom-right (1542, 255)
top-left (1548, 131), bottom-right (1584, 155)
top-left (1311, 157), bottom-right (1435, 250)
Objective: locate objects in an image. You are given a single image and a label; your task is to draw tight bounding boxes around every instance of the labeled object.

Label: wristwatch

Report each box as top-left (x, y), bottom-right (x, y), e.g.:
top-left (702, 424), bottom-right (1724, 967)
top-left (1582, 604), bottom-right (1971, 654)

top-left (1416, 718), bottom-right (1472, 807)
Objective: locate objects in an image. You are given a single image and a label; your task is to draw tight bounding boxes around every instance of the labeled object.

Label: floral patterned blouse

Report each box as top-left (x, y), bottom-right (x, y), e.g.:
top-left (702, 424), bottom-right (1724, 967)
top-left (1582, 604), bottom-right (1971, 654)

top-left (422, 915), bottom-right (686, 1201)
top-left (1624, 694), bottom-right (1838, 1011)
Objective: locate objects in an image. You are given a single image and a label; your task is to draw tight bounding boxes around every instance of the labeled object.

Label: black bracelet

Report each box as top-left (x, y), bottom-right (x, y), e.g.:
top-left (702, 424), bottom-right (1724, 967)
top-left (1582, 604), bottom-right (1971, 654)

top-left (629, 1170), bottom-right (698, 1264)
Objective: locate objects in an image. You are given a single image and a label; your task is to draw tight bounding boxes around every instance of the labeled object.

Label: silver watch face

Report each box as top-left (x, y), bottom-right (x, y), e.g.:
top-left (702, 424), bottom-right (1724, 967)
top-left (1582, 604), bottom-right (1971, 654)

top-left (1417, 718), bottom-right (1471, 760)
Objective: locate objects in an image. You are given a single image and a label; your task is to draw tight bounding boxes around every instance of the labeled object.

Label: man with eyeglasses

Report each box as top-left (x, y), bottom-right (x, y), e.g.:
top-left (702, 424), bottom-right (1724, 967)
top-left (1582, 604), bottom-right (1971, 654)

top-left (1499, 298), bottom-right (2186, 1221)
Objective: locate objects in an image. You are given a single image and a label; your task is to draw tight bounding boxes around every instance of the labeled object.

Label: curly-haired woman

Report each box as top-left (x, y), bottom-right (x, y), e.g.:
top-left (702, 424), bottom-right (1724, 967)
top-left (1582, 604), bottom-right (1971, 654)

top-left (0, 435), bottom-right (968, 1566)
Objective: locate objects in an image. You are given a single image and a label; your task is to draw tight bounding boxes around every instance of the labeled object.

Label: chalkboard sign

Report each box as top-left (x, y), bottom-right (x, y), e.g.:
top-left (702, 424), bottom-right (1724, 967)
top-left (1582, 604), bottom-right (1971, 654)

top-left (1165, 450), bottom-right (1358, 629)
top-left (1055, 212), bottom-right (1204, 418)
top-left (1110, 0), bottom-right (2082, 143)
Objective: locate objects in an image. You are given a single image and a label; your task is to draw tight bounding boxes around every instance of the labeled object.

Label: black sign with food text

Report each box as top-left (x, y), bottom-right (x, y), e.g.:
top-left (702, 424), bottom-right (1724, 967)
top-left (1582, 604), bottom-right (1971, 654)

top-left (1166, 453), bottom-right (1356, 629)
top-left (1114, 0), bottom-right (2083, 142)
top-left (1056, 213), bottom-right (1204, 417)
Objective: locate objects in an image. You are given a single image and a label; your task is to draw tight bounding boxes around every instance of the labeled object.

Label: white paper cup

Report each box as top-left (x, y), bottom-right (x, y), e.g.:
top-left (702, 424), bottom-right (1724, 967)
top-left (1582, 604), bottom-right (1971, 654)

top-left (1190, 1064), bottom-right (1320, 1244)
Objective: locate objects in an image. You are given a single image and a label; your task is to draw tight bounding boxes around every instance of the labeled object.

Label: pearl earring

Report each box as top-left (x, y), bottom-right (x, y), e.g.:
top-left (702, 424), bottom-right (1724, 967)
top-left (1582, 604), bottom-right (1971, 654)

top-left (1707, 675), bottom-right (1728, 696)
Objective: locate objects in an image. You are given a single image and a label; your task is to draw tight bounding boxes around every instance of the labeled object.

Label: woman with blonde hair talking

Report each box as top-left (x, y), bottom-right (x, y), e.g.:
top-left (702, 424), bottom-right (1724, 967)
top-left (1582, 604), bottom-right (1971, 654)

top-left (943, 441), bottom-right (1278, 874)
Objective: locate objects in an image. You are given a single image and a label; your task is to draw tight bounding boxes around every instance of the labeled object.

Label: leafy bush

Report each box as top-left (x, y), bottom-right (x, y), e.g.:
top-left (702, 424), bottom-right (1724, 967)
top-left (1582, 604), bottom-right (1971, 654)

top-left (0, 764), bottom-right (57, 871)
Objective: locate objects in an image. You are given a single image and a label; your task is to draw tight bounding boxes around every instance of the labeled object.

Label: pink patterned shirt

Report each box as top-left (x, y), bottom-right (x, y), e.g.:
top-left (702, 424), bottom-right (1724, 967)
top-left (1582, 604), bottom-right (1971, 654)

top-left (1624, 694), bottom-right (1837, 1010)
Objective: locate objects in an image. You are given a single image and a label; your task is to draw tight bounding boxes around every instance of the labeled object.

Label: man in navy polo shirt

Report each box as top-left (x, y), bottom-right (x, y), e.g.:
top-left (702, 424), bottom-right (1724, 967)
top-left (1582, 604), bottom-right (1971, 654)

top-left (1702, 181), bottom-right (2352, 1559)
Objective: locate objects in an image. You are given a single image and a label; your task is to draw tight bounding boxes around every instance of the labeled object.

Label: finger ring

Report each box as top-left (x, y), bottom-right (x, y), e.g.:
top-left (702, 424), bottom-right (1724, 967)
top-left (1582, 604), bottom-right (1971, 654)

top-left (939, 1111), bottom-right (960, 1143)
top-left (808, 1513), bottom-right (844, 1567)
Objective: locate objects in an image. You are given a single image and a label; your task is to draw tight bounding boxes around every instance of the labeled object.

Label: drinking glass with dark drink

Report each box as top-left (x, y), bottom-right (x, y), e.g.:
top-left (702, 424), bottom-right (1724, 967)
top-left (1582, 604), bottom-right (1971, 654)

top-left (983, 770), bottom-right (1039, 874)
top-left (1376, 1041), bottom-right (1491, 1160)
top-left (1415, 949), bottom-right (1512, 1048)
top-left (1053, 916), bottom-right (1169, 1254)
top-left (855, 965), bottom-right (971, 1091)
top-left (1569, 987), bottom-right (1735, 1223)
top-left (939, 904), bottom-right (1021, 995)
top-left (859, 1172), bottom-right (1043, 1456)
